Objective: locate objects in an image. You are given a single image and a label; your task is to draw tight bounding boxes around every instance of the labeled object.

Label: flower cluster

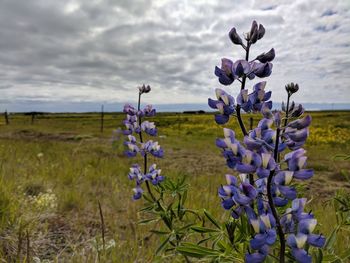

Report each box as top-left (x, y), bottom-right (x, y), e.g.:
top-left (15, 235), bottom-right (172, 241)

top-left (209, 23), bottom-right (274, 125)
top-left (210, 21), bottom-right (325, 262)
top-left (122, 85), bottom-right (164, 200)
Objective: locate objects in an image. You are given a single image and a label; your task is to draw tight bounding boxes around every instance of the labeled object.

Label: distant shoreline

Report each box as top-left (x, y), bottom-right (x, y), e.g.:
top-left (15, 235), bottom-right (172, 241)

top-left (1, 102), bottom-right (350, 113)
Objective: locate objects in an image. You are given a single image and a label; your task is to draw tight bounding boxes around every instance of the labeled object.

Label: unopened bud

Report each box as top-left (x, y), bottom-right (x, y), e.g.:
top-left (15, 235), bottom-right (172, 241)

top-left (139, 84), bottom-right (151, 94)
top-left (258, 24), bottom-right (265, 39)
top-left (285, 83), bottom-right (299, 94)
top-left (229, 27), bottom-right (243, 45)
top-left (256, 48), bottom-right (275, 63)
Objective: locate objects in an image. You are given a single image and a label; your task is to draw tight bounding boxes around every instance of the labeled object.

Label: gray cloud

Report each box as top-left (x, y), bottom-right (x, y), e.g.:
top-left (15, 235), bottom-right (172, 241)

top-left (0, 0), bottom-right (349, 112)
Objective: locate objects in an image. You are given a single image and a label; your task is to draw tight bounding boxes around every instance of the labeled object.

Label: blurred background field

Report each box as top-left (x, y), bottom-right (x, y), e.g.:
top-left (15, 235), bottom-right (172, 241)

top-left (0, 111), bottom-right (349, 262)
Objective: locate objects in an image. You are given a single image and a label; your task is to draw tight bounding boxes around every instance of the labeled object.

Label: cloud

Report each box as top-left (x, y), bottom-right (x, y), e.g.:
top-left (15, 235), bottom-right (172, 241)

top-left (0, 0), bottom-right (349, 112)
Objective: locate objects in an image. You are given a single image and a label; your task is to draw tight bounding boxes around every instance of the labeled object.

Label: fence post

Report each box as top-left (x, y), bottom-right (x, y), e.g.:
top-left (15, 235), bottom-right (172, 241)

top-left (4, 110), bottom-right (9, 125)
top-left (100, 105), bottom-right (104, 133)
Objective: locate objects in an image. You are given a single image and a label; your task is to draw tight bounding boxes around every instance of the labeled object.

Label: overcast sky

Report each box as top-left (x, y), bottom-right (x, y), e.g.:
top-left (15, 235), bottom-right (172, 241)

top-left (0, 0), bottom-right (349, 111)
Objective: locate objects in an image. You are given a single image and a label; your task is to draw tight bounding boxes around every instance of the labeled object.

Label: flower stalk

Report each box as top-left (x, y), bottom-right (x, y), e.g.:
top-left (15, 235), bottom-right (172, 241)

top-left (209, 21), bottom-right (325, 262)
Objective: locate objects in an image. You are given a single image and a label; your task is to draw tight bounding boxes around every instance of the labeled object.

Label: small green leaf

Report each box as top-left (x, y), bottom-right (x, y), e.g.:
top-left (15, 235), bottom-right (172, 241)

top-left (176, 242), bottom-right (219, 258)
top-left (156, 235), bottom-right (171, 255)
top-left (204, 209), bottom-right (221, 229)
top-left (191, 226), bottom-right (220, 233)
top-left (139, 205), bottom-right (155, 212)
top-left (325, 225), bottom-right (340, 251)
top-left (138, 218), bottom-right (159, 225)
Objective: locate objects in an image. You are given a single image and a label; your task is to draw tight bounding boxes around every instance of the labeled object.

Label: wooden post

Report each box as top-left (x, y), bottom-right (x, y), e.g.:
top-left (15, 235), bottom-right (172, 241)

top-left (31, 113), bottom-right (35, 125)
top-left (100, 105), bottom-right (104, 133)
top-left (4, 110), bottom-right (9, 125)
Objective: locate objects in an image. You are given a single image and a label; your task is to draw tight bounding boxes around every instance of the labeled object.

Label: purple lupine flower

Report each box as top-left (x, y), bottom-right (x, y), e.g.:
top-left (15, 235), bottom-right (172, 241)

top-left (208, 88), bottom-right (235, 124)
top-left (218, 174), bottom-right (257, 218)
top-left (232, 59), bottom-right (251, 78)
top-left (123, 114), bottom-right (140, 135)
top-left (237, 89), bottom-right (252, 112)
top-left (250, 62), bottom-right (273, 78)
top-left (233, 182), bottom-right (258, 206)
top-left (123, 85), bottom-right (165, 201)
top-left (245, 117), bottom-right (286, 153)
top-left (256, 153), bottom-right (276, 178)
top-left (128, 164), bottom-right (144, 183)
top-left (123, 103), bottom-right (138, 115)
top-left (245, 245), bottom-right (269, 263)
top-left (284, 149), bottom-right (314, 180)
top-left (211, 21), bottom-right (324, 262)
top-left (214, 58), bottom-right (235, 85)
top-left (287, 220), bottom-right (326, 263)
top-left (248, 82), bottom-right (272, 112)
top-left (249, 214), bottom-right (277, 250)
top-left (143, 104), bottom-right (156, 117)
top-left (132, 185), bottom-right (143, 200)
top-left (284, 115), bottom-right (312, 150)
top-left (124, 135), bottom-right (139, 157)
top-left (141, 140), bottom-right (164, 158)
top-left (146, 164), bottom-right (164, 185)
top-left (141, 121), bottom-right (157, 136)
top-left (218, 174), bottom-right (238, 210)
top-left (216, 128), bottom-right (245, 169)
top-left (236, 150), bottom-right (262, 173)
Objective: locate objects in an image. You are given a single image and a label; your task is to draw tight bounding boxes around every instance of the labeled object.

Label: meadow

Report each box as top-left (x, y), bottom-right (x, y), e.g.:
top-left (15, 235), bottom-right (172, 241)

top-left (0, 111), bottom-right (349, 262)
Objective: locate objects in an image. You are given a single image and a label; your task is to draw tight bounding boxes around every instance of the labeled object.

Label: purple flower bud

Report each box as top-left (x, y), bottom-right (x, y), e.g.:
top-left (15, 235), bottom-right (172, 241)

top-left (256, 48), bottom-right (275, 63)
top-left (291, 104), bottom-right (304, 118)
top-left (285, 82), bottom-right (299, 94)
top-left (229, 27), bottom-right (243, 45)
top-left (258, 24), bottom-right (265, 39)
top-left (249, 21), bottom-right (259, 44)
top-left (139, 84), bottom-right (151, 94)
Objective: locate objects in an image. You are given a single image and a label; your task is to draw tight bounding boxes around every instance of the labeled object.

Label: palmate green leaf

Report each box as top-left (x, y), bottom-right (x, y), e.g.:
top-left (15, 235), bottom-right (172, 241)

top-left (191, 226), bottom-right (220, 233)
top-left (176, 242), bottom-right (220, 258)
top-left (204, 209), bottom-right (221, 229)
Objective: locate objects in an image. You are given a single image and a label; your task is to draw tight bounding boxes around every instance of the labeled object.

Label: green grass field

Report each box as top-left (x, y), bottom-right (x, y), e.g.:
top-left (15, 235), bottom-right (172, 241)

top-left (0, 111), bottom-right (349, 262)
